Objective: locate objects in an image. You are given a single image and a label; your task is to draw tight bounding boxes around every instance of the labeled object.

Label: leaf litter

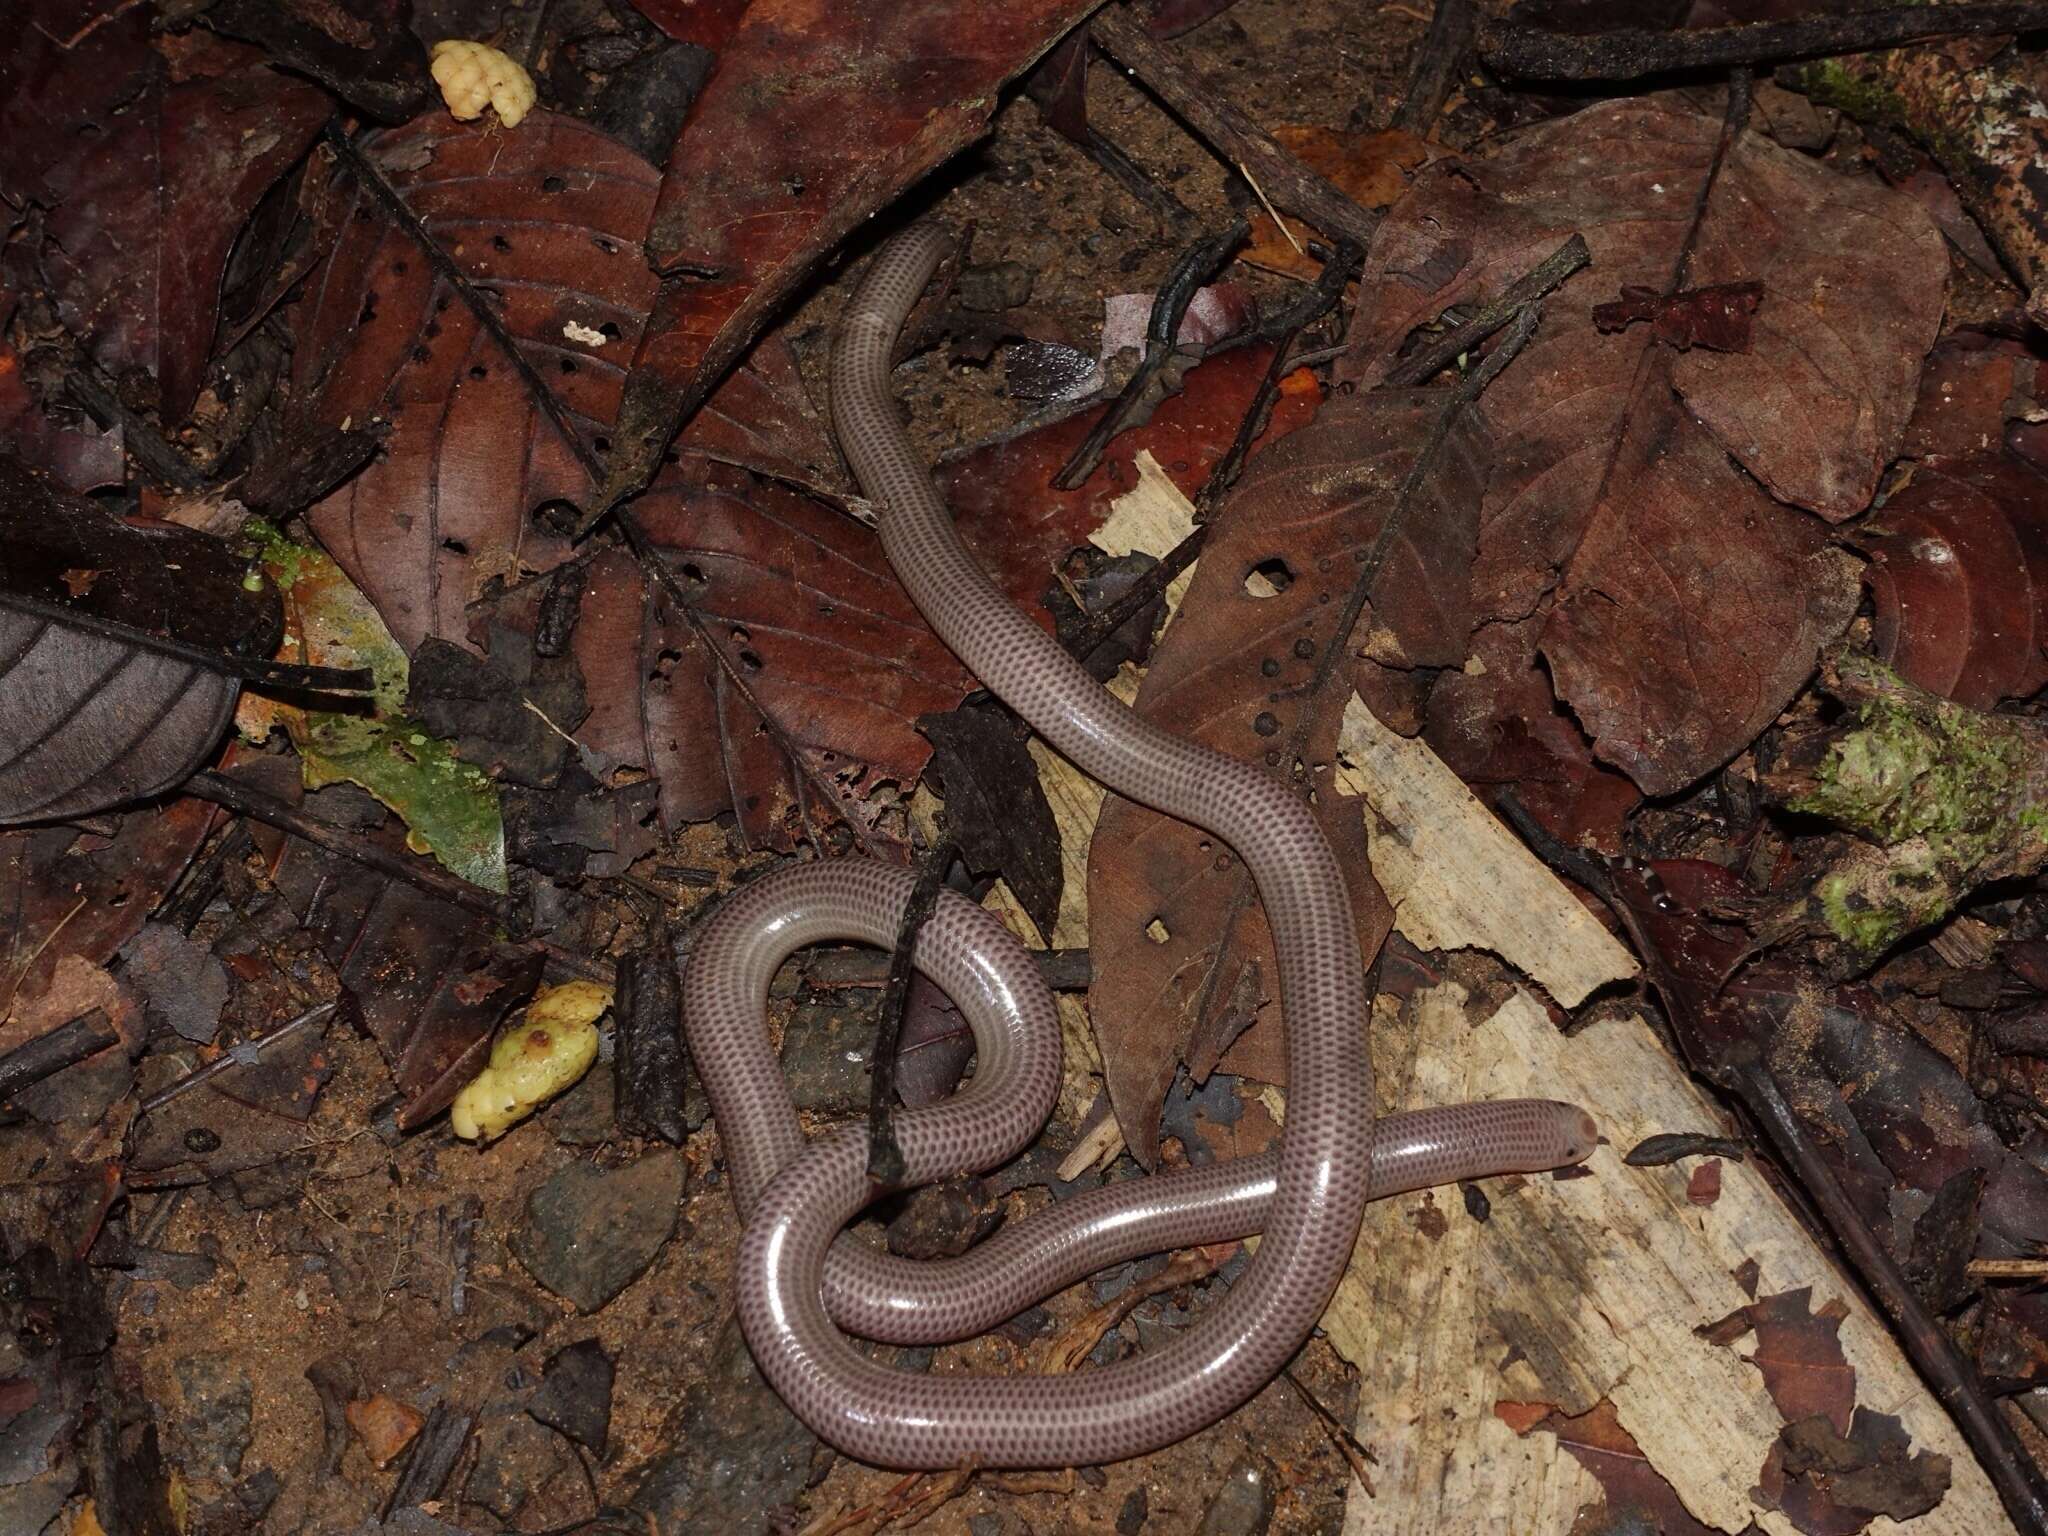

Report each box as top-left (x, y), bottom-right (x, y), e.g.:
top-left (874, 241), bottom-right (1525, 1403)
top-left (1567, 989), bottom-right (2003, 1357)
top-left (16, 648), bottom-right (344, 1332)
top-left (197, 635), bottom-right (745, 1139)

top-left (5, 3), bottom-right (2048, 1534)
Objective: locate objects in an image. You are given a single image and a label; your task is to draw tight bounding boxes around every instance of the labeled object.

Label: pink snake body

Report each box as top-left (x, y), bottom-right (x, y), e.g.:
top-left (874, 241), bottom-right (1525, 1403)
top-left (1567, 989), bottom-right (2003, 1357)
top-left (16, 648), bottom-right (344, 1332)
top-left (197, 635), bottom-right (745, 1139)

top-left (681, 224), bottom-right (1597, 1469)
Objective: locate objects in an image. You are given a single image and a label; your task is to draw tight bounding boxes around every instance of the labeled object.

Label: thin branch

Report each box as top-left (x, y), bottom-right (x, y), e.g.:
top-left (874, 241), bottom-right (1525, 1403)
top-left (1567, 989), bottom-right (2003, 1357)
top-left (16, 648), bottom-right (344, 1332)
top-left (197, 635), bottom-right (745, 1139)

top-left (185, 771), bottom-right (513, 924)
top-left (866, 839), bottom-right (957, 1186)
top-left (1477, 0), bottom-right (2048, 82)
top-left (1090, 6), bottom-right (1381, 248)
top-left (1389, 0), bottom-right (1476, 138)
top-left (1384, 234), bottom-right (1590, 388)
top-left (0, 1009), bottom-right (117, 1102)
top-left (1053, 218), bottom-right (1248, 491)
top-left (0, 591), bottom-right (374, 696)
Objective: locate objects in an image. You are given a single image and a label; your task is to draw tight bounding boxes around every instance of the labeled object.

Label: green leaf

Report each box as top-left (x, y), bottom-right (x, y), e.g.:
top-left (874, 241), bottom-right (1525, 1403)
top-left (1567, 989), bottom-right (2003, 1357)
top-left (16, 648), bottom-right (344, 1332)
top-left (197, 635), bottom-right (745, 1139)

top-left (237, 522), bottom-right (507, 893)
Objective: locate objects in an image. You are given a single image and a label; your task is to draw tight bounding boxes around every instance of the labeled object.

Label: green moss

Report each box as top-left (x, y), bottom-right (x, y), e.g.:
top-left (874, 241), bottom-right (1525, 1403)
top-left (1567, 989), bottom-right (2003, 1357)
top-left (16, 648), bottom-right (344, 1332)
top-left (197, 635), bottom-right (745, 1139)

top-left (238, 517), bottom-right (316, 593)
top-left (1817, 872), bottom-right (1910, 955)
top-left (1790, 695), bottom-right (2031, 850)
top-left (1791, 58), bottom-right (1910, 128)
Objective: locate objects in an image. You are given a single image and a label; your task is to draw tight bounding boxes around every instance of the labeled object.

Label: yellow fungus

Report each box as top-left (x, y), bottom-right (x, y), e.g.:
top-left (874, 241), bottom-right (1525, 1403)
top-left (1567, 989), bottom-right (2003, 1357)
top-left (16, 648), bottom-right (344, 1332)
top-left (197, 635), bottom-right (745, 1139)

top-left (430, 40), bottom-right (536, 129)
top-left (450, 978), bottom-right (608, 1141)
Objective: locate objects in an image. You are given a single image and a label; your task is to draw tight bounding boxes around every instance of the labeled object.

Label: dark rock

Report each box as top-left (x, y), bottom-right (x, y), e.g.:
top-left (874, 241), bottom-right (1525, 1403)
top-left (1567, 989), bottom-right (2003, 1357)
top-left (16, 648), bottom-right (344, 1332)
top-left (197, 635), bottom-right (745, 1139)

top-left (1117, 1484), bottom-right (1149, 1534)
top-left (119, 921), bottom-right (229, 1043)
top-left (466, 1411), bottom-right (573, 1520)
top-left (958, 261), bottom-right (1034, 311)
top-left (886, 1178), bottom-right (1000, 1259)
top-left (627, 1320), bottom-right (816, 1531)
top-left (235, 1465), bottom-right (283, 1521)
top-left (544, 1062), bottom-right (616, 1148)
top-left (780, 1001), bottom-right (876, 1115)
top-left (1078, 1464), bottom-right (1108, 1488)
top-left (968, 1514), bottom-right (1006, 1536)
top-left (172, 1352), bottom-right (252, 1477)
top-left (1198, 1456), bottom-right (1275, 1536)
top-left (509, 1151), bottom-right (684, 1312)
top-left (527, 1337), bottom-right (614, 1454)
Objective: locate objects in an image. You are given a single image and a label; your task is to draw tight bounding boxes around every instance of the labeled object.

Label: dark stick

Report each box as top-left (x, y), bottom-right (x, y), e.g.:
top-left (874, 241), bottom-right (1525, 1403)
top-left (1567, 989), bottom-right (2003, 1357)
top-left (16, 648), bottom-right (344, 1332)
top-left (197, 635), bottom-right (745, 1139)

top-left (1384, 234), bottom-right (1591, 387)
top-left (137, 1000), bottom-right (338, 1117)
top-left (1194, 237), bottom-right (1362, 518)
top-left (0, 591), bottom-right (375, 696)
top-left (1389, 0), bottom-right (1476, 137)
top-left (1084, 130), bottom-right (1197, 227)
top-left (866, 839), bottom-right (957, 1187)
top-left (185, 771), bottom-right (514, 924)
top-left (0, 1009), bottom-right (118, 1101)
top-left (1089, 7), bottom-right (1381, 250)
top-left (62, 368), bottom-right (208, 493)
top-left (1735, 1062), bottom-right (2048, 1535)
top-left (1067, 524), bottom-right (1207, 664)
top-left (1478, 1), bottom-right (2048, 83)
top-left (1053, 218), bottom-right (1248, 491)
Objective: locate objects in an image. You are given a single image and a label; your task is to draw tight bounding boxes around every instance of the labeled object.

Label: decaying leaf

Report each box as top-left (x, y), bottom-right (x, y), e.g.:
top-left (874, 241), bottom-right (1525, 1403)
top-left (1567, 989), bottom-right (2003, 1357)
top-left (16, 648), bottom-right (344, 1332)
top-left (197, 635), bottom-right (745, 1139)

top-left (1088, 388), bottom-right (1476, 1157)
top-left (1852, 456), bottom-right (2048, 711)
top-left (290, 110), bottom-right (843, 655)
top-left (1343, 94), bottom-right (1939, 796)
top-left (6, 38), bottom-right (331, 424)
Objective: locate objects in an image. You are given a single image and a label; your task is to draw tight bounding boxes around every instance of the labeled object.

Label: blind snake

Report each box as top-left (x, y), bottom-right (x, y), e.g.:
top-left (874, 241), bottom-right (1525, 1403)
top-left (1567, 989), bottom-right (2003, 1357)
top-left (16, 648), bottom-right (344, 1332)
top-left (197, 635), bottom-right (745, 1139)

top-left (681, 223), bottom-right (1597, 1469)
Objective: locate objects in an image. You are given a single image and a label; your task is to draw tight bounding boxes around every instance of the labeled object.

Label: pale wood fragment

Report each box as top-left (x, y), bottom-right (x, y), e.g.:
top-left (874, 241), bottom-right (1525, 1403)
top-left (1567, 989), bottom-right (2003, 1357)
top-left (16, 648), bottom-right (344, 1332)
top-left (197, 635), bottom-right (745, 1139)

top-left (1333, 692), bottom-right (1637, 1005)
top-left (1329, 985), bottom-right (2008, 1535)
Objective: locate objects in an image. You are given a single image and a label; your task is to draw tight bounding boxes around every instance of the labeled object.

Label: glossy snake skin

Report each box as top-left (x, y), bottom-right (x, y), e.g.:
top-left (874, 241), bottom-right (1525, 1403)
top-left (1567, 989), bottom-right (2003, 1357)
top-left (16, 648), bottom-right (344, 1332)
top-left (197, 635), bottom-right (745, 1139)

top-left (681, 225), bottom-right (1597, 1469)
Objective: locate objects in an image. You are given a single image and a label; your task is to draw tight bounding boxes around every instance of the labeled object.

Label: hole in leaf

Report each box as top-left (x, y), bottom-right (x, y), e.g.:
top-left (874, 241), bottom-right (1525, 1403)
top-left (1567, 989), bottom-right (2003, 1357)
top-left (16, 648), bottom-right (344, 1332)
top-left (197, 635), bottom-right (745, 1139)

top-left (469, 365), bottom-right (487, 381)
top-left (681, 563), bottom-right (706, 583)
top-left (442, 538), bottom-right (470, 556)
top-left (739, 649), bottom-right (764, 671)
top-left (542, 174), bottom-right (567, 193)
top-left (599, 321), bottom-right (622, 340)
top-left (492, 234), bottom-right (511, 252)
top-left (1244, 557), bottom-right (1293, 597)
top-left (1144, 917), bottom-right (1170, 944)
top-left (559, 358), bottom-right (577, 375)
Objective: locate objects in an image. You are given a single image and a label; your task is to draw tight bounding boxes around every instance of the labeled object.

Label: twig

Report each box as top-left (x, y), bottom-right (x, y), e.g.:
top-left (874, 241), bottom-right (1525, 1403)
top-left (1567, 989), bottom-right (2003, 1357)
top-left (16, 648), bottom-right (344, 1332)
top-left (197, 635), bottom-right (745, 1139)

top-left (62, 366), bottom-right (208, 492)
top-left (1194, 237), bottom-right (1363, 517)
top-left (1969, 1257), bottom-right (2048, 1280)
top-left (1040, 1243), bottom-right (1232, 1372)
top-left (1053, 218), bottom-right (1248, 491)
top-left (867, 840), bottom-right (958, 1186)
top-left (1478, 1), bottom-right (2048, 83)
top-left (1734, 1062), bottom-right (2048, 1534)
top-left (0, 1009), bottom-right (117, 1102)
top-left (137, 1000), bottom-right (338, 1117)
top-left (1282, 1367), bottom-right (1379, 1496)
top-left (0, 591), bottom-right (374, 696)
top-left (1382, 234), bottom-right (1591, 387)
top-left (1090, 6), bottom-right (1381, 248)
top-left (1066, 525), bottom-right (1206, 664)
top-left (185, 771), bottom-right (513, 924)
top-left (1388, 0), bottom-right (1476, 137)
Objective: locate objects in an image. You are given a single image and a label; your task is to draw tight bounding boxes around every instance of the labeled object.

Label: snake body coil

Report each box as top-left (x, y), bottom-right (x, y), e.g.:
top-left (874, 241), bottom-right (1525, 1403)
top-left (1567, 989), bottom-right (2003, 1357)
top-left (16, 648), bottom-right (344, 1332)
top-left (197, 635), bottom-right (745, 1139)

top-left (681, 225), bottom-right (1596, 1469)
